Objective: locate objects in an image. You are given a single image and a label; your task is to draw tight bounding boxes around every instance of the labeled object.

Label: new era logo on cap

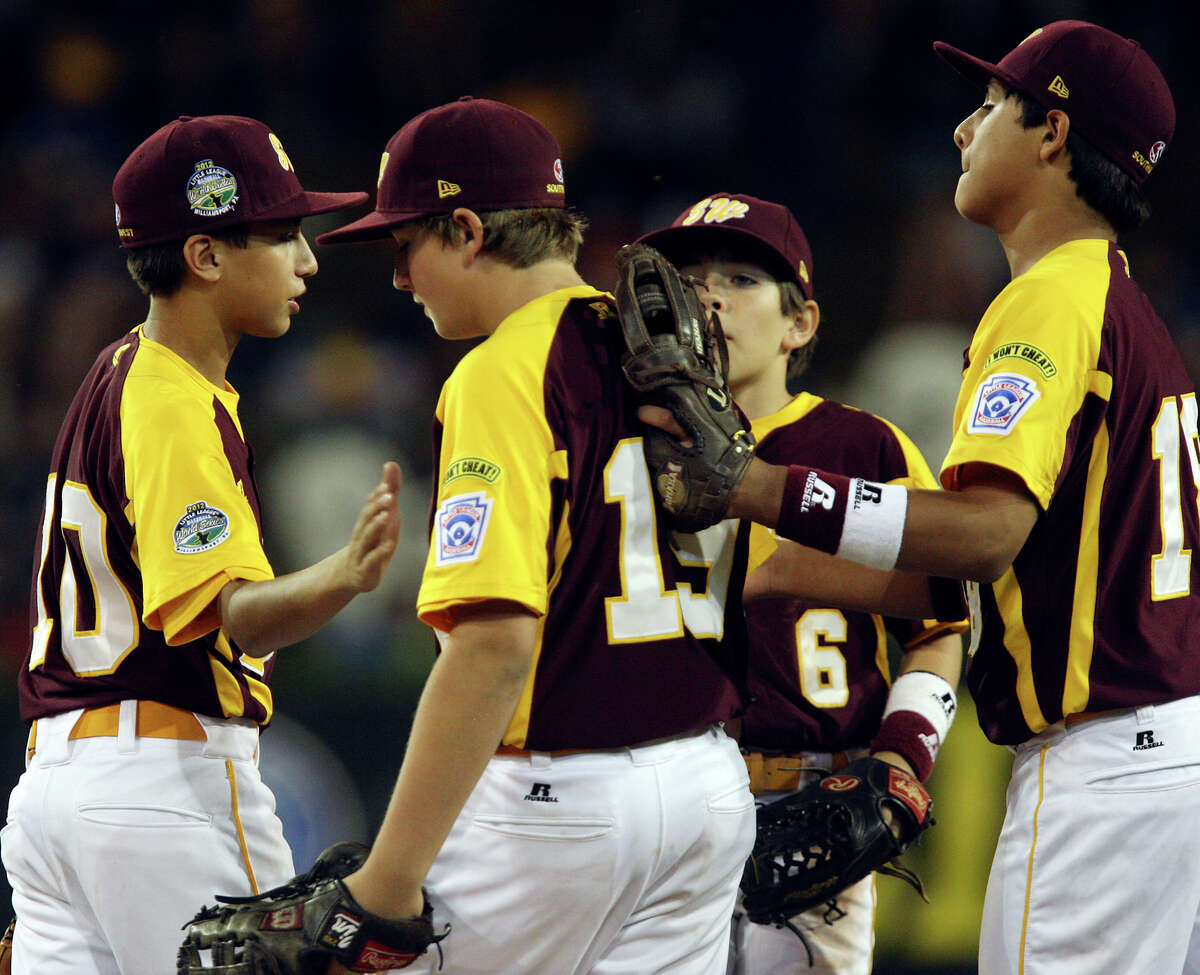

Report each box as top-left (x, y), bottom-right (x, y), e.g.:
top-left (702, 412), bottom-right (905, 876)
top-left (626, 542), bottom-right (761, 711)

top-left (934, 20), bottom-right (1175, 183)
top-left (319, 97), bottom-right (566, 246)
top-left (636, 192), bottom-right (816, 300)
top-left (112, 115), bottom-right (367, 249)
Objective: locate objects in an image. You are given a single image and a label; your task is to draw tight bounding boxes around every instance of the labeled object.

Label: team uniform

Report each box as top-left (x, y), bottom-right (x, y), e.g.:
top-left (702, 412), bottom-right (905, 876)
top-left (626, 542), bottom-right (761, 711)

top-left (412, 284), bottom-right (756, 974)
top-left (730, 395), bottom-right (963, 975)
top-left (941, 240), bottom-right (1200, 973)
top-left (2, 326), bottom-right (294, 974)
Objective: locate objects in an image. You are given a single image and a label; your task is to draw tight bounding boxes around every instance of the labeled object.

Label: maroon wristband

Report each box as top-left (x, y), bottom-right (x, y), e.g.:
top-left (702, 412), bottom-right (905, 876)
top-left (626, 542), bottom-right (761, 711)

top-left (775, 464), bottom-right (851, 554)
top-left (870, 710), bottom-right (938, 782)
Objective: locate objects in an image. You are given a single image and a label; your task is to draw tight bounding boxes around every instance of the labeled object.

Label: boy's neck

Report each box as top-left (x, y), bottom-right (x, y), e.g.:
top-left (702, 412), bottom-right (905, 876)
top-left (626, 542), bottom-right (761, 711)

top-left (472, 258), bottom-right (588, 335)
top-left (142, 292), bottom-right (237, 388)
top-left (994, 187), bottom-right (1117, 279)
top-left (731, 378), bottom-right (794, 423)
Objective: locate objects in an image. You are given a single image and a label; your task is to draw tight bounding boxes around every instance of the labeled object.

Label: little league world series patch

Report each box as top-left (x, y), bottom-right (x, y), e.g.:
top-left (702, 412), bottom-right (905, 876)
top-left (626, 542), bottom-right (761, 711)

top-left (435, 492), bottom-right (493, 566)
top-left (968, 372), bottom-right (1040, 436)
top-left (173, 501), bottom-right (231, 554)
top-left (187, 160), bottom-right (239, 217)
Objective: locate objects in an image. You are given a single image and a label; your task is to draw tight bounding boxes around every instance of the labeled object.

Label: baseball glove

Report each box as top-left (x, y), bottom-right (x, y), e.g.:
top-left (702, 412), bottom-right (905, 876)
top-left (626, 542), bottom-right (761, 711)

top-left (741, 757), bottom-right (934, 938)
top-left (177, 841), bottom-right (448, 975)
top-left (0, 917), bottom-right (13, 975)
top-left (614, 242), bottom-right (755, 533)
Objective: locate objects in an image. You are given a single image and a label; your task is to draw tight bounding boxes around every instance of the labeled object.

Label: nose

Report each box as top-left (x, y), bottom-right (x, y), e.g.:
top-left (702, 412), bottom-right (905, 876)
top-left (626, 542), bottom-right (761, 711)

top-left (687, 275), bottom-right (721, 313)
top-left (297, 233), bottom-right (318, 277)
top-left (699, 284), bottom-right (723, 313)
top-left (393, 253), bottom-right (412, 292)
top-left (954, 114), bottom-right (973, 151)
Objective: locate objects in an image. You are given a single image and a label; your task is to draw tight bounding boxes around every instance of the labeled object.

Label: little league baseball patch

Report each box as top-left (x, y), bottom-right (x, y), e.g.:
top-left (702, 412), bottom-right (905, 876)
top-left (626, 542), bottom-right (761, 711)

top-left (968, 372), bottom-right (1040, 436)
top-left (435, 492), bottom-right (493, 565)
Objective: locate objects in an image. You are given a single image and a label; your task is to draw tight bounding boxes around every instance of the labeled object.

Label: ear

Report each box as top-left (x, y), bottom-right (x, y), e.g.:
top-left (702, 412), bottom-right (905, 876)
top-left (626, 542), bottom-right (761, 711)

top-left (782, 300), bottom-right (820, 351)
top-left (1040, 109), bottom-right (1071, 165)
top-left (450, 208), bottom-right (486, 263)
top-left (182, 235), bottom-right (222, 283)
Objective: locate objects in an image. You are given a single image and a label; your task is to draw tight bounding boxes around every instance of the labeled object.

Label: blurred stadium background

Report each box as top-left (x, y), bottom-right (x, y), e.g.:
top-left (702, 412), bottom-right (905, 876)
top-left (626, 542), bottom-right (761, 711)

top-left (1, 1), bottom-right (1195, 970)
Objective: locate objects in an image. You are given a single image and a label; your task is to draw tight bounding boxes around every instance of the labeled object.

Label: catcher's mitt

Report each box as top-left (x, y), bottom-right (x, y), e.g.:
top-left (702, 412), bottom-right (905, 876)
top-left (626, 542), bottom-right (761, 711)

top-left (741, 757), bottom-right (934, 936)
top-left (178, 841), bottom-right (448, 975)
top-left (615, 243), bottom-right (755, 533)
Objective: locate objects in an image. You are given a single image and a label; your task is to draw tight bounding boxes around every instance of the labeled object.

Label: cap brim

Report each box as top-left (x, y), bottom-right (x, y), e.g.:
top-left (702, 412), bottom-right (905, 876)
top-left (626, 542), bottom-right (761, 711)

top-left (635, 225), bottom-right (800, 289)
top-left (933, 41), bottom-right (1002, 89)
top-left (316, 208), bottom-right (429, 246)
top-left (256, 190), bottom-right (370, 222)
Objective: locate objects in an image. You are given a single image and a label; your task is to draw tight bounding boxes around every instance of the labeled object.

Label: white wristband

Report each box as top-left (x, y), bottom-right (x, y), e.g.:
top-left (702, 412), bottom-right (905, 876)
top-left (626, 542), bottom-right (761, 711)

top-left (883, 670), bottom-right (958, 743)
top-left (834, 479), bottom-right (908, 571)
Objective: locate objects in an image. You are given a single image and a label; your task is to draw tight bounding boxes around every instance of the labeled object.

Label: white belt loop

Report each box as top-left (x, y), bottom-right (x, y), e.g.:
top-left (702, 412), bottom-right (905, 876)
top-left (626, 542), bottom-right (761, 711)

top-left (27, 710), bottom-right (81, 767)
top-left (530, 752), bottom-right (552, 770)
top-left (194, 712), bottom-right (259, 761)
top-left (1135, 704), bottom-right (1156, 724)
top-left (116, 699), bottom-right (138, 754)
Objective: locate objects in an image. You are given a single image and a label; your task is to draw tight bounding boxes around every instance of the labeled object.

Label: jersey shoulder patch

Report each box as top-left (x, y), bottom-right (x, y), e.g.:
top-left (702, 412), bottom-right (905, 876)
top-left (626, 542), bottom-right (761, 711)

top-left (173, 500), bottom-right (231, 553)
top-left (967, 372), bottom-right (1041, 436)
top-left (434, 492), bottom-right (494, 566)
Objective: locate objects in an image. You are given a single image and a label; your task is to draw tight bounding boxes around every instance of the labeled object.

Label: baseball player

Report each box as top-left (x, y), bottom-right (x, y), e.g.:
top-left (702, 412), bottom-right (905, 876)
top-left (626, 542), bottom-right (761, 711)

top-left (638, 194), bottom-right (964, 975)
top-left (1, 115), bottom-right (400, 975)
top-left (313, 97), bottom-right (756, 973)
top-left (643, 20), bottom-right (1198, 975)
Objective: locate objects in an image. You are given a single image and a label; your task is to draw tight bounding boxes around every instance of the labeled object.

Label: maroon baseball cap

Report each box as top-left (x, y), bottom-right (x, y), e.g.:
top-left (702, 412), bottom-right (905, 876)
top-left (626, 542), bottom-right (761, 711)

top-left (934, 21), bottom-right (1175, 183)
top-left (112, 115), bottom-right (369, 249)
top-left (317, 97), bottom-right (566, 245)
top-left (636, 193), bottom-right (815, 300)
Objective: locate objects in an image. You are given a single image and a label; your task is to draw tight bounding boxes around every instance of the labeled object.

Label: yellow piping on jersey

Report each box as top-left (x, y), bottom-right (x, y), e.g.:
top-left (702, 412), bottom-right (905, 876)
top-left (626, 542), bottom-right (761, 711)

top-left (213, 653), bottom-right (248, 717)
top-left (226, 759), bottom-right (259, 895)
top-left (503, 451), bottom-right (571, 747)
top-left (1019, 745), bottom-right (1049, 974)
top-left (1061, 376), bottom-right (1111, 717)
top-left (997, 568), bottom-right (1047, 733)
top-left (243, 669), bottom-right (274, 720)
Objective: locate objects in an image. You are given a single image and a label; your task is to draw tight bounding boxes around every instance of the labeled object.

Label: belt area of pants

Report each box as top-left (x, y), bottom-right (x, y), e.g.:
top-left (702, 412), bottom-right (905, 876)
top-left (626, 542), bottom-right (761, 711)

top-left (495, 725), bottom-right (715, 759)
top-left (742, 748), bottom-right (858, 795)
top-left (1063, 706), bottom-right (1137, 728)
top-left (27, 701), bottom-right (207, 760)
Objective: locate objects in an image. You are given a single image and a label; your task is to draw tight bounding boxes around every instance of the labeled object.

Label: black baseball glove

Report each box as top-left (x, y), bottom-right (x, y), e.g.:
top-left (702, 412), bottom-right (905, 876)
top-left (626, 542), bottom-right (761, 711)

top-left (177, 841), bottom-right (448, 974)
top-left (741, 757), bottom-right (934, 939)
top-left (614, 243), bottom-right (755, 533)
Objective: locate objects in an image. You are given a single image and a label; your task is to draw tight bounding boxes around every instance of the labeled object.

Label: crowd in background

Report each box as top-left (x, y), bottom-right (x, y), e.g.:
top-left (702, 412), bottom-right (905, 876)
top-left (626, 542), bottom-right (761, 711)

top-left (1, 1), bottom-right (1195, 970)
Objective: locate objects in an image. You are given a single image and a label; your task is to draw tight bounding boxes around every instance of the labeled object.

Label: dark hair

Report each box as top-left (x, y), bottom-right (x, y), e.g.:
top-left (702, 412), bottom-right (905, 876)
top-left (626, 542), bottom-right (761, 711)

top-left (1009, 88), bottom-right (1150, 235)
top-left (125, 225), bottom-right (251, 297)
top-left (416, 208), bottom-right (587, 267)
